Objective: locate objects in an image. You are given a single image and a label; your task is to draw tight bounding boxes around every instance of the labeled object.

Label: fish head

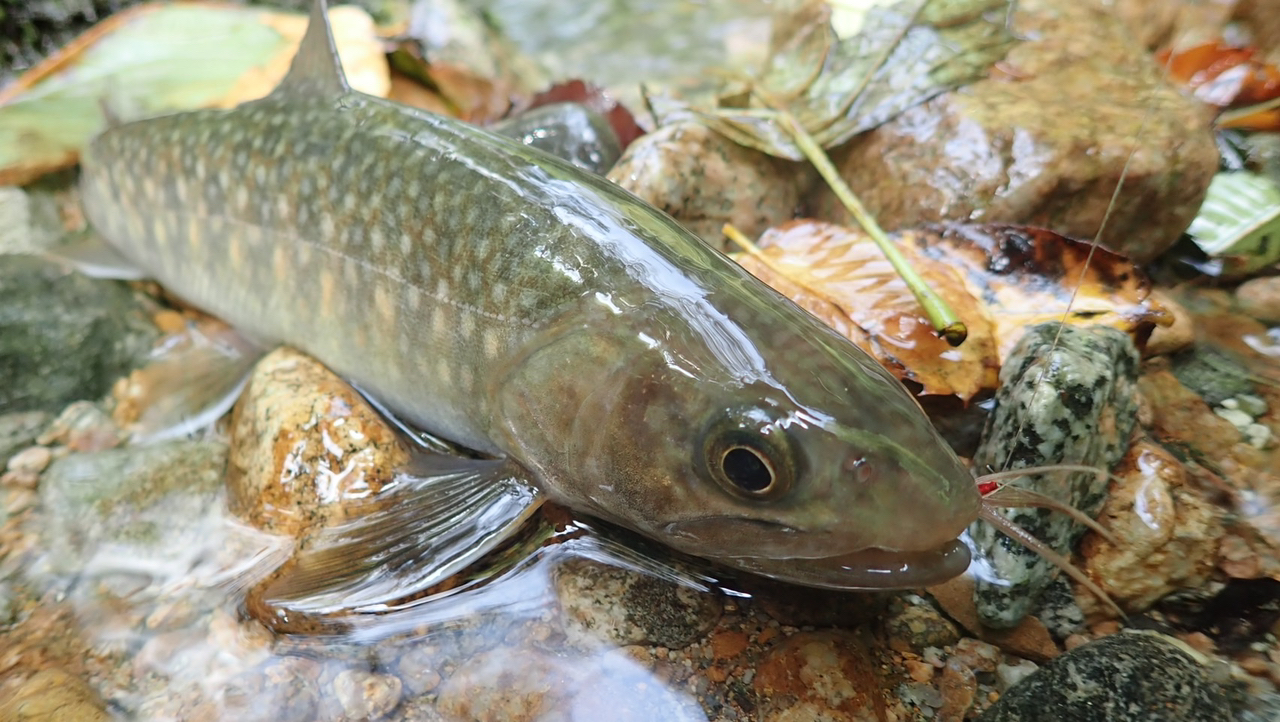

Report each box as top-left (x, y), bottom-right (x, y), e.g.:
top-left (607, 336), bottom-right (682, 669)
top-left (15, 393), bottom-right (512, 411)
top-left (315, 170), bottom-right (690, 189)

top-left (497, 300), bottom-right (982, 590)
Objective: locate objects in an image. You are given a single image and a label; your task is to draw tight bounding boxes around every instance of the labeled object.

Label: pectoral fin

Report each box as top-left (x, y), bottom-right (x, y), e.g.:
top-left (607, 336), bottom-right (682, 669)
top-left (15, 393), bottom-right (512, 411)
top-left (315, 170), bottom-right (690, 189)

top-left (121, 322), bottom-right (265, 442)
top-left (43, 231), bottom-right (149, 280)
top-left (259, 454), bottom-right (543, 618)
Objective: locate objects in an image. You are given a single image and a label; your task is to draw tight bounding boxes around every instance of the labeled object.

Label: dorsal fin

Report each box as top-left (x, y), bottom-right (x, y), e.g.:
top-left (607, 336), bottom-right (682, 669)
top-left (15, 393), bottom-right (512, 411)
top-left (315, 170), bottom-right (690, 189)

top-left (274, 0), bottom-right (350, 97)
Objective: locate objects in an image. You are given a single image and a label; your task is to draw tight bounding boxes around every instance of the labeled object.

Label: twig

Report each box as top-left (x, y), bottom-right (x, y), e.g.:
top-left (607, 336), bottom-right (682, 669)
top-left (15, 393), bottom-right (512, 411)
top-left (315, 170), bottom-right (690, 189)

top-left (776, 109), bottom-right (967, 345)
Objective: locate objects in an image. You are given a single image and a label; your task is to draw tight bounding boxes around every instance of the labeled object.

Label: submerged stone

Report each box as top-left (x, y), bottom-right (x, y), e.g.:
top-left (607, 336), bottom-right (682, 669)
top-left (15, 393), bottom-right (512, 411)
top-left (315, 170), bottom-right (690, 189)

top-left (36, 441), bottom-right (226, 577)
top-left (977, 632), bottom-right (1230, 722)
top-left (0, 256), bottom-right (158, 415)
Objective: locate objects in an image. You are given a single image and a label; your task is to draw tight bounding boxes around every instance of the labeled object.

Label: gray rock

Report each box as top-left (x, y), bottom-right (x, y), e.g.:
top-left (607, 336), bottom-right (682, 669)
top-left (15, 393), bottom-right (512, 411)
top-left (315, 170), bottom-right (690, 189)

top-left (0, 255), bottom-right (158, 414)
top-left (977, 632), bottom-right (1230, 722)
top-left (491, 103), bottom-right (621, 175)
top-left (969, 324), bottom-right (1139, 628)
top-left (555, 557), bottom-right (722, 649)
top-left (0, 411), bottom-right (50, 468)
top-left (34, 441), bottom-right (226, 578)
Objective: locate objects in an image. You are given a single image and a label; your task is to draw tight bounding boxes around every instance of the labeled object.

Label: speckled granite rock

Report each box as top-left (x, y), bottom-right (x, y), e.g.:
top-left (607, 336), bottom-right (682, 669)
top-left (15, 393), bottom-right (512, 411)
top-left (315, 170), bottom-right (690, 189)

top-left (555, 558), bottom-right (722, 648)
top-left (969, 324), bottom-right (1140, 628)
top-left (0, 256), bottom-right (159, 415)
top-left (607, 121), bottom-right (813, 251)
top-left (976, 632), bottom-right (1230, 721)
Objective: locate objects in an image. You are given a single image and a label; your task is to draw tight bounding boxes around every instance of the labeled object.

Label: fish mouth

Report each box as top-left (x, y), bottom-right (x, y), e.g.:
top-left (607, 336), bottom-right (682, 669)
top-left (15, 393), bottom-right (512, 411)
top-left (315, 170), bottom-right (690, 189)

top-left (722, 539), bottom-right (972, 590)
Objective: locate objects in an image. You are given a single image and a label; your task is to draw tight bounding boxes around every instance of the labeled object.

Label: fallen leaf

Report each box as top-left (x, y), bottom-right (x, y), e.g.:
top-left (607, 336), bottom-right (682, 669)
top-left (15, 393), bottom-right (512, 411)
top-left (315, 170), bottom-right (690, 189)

top-left (1185, 172), bottom-right (1280, 278)
top-left (734, 220), bottom-right (999, 400)
top-left (908, 224), bottom-right (1172, 361)
top-left (0, 3), bottom-right (389, 185)
top-left (732, 221), bottom-right (1168, 400)
top-left (651, 0), bottom-right (1016, 160)
top-left (1157, 40), bottom-right (1280, 109)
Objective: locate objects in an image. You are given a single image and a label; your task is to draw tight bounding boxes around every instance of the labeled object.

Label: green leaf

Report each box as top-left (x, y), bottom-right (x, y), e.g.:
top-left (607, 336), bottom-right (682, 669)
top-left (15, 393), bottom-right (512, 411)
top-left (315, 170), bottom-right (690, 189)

top-left (0, 4), bottom-right (290, 185)
top-left (653, 0), bottom-right (1016, 160)
top-left (1187, 171), bottom-right (1280, 276)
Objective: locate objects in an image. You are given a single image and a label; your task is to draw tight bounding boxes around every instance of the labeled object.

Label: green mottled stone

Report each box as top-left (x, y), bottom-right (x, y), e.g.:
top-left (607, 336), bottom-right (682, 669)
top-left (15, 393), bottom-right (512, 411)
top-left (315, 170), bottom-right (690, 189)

top-left (0, 256), bottom-right (158, 415)
top-left (969, 323), bottom-right (1140, 628)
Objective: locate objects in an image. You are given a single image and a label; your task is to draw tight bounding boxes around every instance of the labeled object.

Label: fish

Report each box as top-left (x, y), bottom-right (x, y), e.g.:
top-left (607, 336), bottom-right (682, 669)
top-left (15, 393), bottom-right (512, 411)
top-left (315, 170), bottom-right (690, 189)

top-left (75, 0), bottom-right (1105, 617)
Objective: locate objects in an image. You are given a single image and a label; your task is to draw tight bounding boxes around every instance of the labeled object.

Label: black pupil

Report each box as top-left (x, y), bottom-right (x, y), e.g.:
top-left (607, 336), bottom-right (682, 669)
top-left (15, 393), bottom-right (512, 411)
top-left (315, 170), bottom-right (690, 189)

top-left (722, 447), bottom-right (773, 492)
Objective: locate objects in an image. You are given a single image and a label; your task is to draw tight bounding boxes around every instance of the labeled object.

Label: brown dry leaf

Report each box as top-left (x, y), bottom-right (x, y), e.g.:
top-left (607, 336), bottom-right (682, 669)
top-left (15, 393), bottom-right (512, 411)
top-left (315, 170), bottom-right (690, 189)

top-left (734, 220), bottom-right (998, 400)
top-left (906, 224), bottom-right (1172, 362)
top-left (387, 71), bottom-right (453, 116)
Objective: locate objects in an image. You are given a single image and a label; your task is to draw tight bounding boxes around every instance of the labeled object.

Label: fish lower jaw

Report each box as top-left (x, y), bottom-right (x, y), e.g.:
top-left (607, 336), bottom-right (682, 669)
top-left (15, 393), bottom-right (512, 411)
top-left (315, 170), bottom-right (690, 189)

top-left (725, 539), bottom-right (972, 590)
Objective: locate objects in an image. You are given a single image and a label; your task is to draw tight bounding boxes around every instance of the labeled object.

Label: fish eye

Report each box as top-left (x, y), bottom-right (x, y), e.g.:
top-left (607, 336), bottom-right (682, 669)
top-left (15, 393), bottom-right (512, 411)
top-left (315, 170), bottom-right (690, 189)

top-left (700, 409), bottom-right (797, 500)
top-left (720, 445), bottom-right (775, 493)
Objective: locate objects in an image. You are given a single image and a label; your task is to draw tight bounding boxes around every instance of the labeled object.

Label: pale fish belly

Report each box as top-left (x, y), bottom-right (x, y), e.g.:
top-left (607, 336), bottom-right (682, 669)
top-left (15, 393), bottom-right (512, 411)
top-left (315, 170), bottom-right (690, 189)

top-left (79, 94), bottom-right (598, 453)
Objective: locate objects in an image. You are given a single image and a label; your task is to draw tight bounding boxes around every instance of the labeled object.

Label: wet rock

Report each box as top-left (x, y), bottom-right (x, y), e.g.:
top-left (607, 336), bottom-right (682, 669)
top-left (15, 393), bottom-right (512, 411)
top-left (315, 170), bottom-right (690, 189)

top-left (1237, 277), bottom-right (1280, 324)
top-left (36, 441), bottom-right (226, 577)
top-left (333, 669), bottom-right (402, 721)
top-left (34, 401), bottom-right (121, 452)
top-left (493, 103), bottom-right (622, 174)
top-left (2, 446), bottom-right (52, 489)
top-left (1138, 363), bottom-right (1244, 464)
top-left (1171, 347), bottom-right (1258, 407)
top-left (0, 412), bottom-right (49, 468)
top-left (752, 630), bottom-right (884, 721)
top-left (437, 646), bottom-right (704, 722)
top-left (976, 632), bottom-right (1230, 721)
top-left (935, 658), bottom-right (979, 721)
top-left (0, 669), bottom-right (110, 722)
top-left (607, 121), bottom-right (812, 251)
top-left (1080, 441), bottom-right (1223, 615)
top-left (555, 558), bottom-right (722, 648)
top-left (221, 656), bottom-right (322, 722)
top-left (1033, 577), bottom-right (1087, 639)
top-left (969, 324), bottom-right (1140, 628)
top-left (0, 185), bottom-right (63, 255)
top-left (226, 347), bottom-right (410, 535)
top-left (884, 602), bottom-right (961, 654)
top-left (0, 256), bottom-right (159, 414)
top-left (809, 0), bottom-right (1217, 263)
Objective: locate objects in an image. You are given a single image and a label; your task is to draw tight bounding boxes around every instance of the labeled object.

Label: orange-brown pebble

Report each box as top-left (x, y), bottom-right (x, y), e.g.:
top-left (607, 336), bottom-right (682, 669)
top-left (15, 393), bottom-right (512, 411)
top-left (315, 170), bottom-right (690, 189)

top-left (1181, 632), bottom-right (1216, 656)
top-left (152, 310), bottom-right (188, 334)
top-left (1091, 621), bottom-right (1121, 637)
top-left (1079, 440), bottom-right (1223, 615)
top-left (1064, 634), bottom-right (1090, 651)
top-left (935, 659), bottom-right (977, 722)
top-left (226, 347), bottom-right (411, 535)
top-left (706, 665), bottom-right (728, 683)
top-left (711, 630), bottom-right (749, 661)
top-left (757, 627), bottom-right (778, 645)
top-left (905, 659), bottom-right (935, 683)
top-left (1239, 654), bottom-right (1270, 676)
top-left (752, 631), bottom-right (883, 720)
